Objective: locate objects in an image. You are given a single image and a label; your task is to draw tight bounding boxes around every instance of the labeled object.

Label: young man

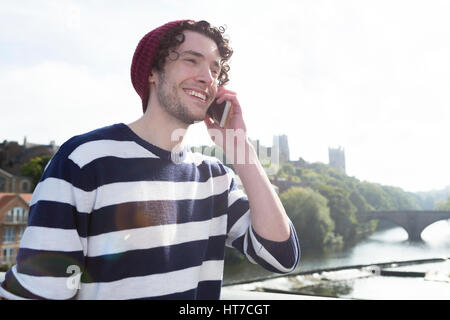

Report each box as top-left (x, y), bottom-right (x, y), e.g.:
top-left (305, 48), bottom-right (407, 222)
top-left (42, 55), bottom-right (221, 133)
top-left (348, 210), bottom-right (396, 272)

top-left (0, 20), bottom-right (299, 300)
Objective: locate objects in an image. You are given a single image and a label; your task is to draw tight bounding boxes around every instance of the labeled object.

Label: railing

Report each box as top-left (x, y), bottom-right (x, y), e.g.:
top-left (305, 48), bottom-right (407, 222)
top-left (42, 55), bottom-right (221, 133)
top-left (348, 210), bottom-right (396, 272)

top-left (4, 217), bottom-right (28, 224)
top-left (3, 220), bottom-right (27, 225)
top-left (3, 208), bottom-right (28, 225)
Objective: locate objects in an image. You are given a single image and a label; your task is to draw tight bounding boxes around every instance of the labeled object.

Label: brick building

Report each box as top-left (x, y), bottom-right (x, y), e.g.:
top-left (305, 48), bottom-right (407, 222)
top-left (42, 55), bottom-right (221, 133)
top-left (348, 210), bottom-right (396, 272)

top-left (0, 193), bottom-right (32, 266)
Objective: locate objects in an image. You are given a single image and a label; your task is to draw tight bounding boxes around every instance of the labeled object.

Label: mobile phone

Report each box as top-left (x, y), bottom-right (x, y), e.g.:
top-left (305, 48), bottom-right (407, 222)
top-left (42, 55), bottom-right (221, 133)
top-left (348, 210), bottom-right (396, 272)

top-left (207, 99), bottom-right (232, 128)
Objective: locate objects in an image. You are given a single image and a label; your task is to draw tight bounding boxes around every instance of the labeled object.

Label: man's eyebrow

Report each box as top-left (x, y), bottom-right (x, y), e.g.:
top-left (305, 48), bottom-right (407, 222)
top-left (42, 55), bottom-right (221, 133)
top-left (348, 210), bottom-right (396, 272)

top-left (180, 50), bottom-right (221, 68)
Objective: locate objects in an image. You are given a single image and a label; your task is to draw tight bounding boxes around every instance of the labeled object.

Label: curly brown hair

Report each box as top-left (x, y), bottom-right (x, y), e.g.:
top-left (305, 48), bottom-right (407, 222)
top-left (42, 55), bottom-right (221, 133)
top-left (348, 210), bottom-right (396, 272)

top-left (152, 20), bottom-right (233, 86)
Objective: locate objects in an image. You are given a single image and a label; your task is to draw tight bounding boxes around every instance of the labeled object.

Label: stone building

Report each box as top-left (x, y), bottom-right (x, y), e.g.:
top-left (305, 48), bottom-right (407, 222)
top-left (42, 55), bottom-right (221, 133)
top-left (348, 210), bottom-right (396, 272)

top-left (0, 168), bottom-right (33, 193)
top-left (269, 176), bottom-right (303, 194)
top-left (328, 146), bottom-right (346, 174)
top-left (272, 134), bottom-right (290, 164)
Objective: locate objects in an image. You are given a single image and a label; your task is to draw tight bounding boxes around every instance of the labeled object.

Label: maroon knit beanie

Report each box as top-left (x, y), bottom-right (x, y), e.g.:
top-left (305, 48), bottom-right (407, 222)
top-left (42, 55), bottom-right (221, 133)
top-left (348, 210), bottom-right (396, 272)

top-left (131, 20), bottom-right (189, 113)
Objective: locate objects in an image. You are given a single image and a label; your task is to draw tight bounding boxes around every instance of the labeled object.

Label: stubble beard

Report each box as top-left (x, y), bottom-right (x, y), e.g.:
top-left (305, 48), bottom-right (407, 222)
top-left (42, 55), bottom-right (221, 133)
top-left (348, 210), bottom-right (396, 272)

top-left (156, 71), bottom-right (205, 125)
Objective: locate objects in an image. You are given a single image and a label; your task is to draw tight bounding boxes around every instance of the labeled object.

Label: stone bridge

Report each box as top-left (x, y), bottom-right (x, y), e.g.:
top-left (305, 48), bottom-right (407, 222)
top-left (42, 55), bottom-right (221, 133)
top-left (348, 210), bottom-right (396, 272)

top-left (355, 210), bottom-right (450, 241)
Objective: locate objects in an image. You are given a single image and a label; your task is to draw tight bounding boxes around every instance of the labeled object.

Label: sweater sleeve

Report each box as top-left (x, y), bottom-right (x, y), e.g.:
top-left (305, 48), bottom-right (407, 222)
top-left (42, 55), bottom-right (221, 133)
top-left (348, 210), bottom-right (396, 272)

top-left (0, 152), bottom-right (93, 300)
top-left (224, 168), bottom-right (300, 274)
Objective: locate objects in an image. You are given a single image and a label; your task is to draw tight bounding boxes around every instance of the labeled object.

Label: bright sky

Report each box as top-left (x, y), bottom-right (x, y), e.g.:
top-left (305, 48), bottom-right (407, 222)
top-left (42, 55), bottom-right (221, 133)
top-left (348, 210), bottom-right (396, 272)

top-left (1, 0), bottom-right (450, 193)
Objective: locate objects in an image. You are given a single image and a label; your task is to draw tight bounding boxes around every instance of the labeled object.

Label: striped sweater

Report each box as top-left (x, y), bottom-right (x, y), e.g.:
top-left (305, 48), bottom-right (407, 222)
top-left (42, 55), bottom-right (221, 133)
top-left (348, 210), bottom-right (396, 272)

top-left (0, 123), bottom-right (300, 300)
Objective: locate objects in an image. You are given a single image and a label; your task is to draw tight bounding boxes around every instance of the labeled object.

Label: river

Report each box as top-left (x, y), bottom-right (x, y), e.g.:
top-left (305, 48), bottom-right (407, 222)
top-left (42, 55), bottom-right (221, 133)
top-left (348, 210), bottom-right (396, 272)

top-left (223, 219), bottom-right (450, 298)
top-left (298, 219), bottom-right (450, 272)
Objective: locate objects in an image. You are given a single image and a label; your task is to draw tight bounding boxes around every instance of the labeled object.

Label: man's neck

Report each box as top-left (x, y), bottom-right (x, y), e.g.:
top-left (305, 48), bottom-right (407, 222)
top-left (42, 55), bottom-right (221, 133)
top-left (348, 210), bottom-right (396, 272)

top-left (127, 104), bottom-right (189, 153)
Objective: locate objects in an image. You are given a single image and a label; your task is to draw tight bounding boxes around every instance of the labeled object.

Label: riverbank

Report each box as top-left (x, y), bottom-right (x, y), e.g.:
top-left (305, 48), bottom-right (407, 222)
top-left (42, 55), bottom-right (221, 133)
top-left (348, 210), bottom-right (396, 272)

top-left (223, 257), bottom-right (450, 299)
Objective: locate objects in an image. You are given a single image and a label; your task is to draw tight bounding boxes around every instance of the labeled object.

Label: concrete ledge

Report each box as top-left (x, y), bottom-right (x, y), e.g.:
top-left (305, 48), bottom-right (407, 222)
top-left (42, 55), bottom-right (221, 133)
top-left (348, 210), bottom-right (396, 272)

top-left (221, 287), bottom-right (338, 300)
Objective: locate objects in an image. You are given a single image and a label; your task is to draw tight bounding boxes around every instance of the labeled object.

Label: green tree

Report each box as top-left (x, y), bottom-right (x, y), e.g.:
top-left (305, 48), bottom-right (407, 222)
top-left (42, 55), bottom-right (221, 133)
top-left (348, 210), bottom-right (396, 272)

top-left (349, 191), bottom-right (378, 237)
top-left (21, 155), bottom-right (52, 189)
top-left (317, 184), bottom-right (358, 242)
top-left (299, 169), bottom-right (324, 189)
top-left (349, 190), bottom-right (373, 213)
top-left (380, 186), bottom-right (420, 210)
top-left (357, 182), bottom-right (395, 210)
top-left (280, 187), bottom-right (340, 250)
top-left (278, 163), bottom-right (296, 177)
top-left (435, 195), bottom-right (450, 210)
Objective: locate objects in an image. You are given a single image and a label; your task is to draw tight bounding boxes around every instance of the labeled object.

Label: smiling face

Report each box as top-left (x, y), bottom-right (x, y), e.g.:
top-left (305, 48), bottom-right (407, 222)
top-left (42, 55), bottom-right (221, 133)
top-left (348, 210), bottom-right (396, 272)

top-left (149, 30), bottom-right (221, 125)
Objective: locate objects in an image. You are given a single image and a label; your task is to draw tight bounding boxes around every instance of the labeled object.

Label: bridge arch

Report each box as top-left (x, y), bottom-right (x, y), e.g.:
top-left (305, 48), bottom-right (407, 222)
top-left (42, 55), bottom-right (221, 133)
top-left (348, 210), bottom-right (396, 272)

top-left (355, 210), bottom-right (450, 241)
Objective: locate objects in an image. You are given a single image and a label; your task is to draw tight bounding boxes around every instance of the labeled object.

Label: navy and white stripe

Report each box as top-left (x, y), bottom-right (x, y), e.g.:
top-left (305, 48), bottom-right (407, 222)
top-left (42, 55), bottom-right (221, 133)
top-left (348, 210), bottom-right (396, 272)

top-left (0, 123), bottom-right (300, 300)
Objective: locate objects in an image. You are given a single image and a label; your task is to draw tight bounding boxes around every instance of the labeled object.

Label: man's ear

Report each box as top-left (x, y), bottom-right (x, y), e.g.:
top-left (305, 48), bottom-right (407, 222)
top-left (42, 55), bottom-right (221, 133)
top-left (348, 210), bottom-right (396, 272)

top-left (148, 71), bottom-right (156, 84)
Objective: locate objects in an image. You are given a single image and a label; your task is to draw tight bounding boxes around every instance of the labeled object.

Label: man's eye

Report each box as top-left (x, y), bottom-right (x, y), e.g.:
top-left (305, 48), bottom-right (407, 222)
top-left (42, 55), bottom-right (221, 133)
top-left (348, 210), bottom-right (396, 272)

top-left (185, 59), bottom-right (196, 64)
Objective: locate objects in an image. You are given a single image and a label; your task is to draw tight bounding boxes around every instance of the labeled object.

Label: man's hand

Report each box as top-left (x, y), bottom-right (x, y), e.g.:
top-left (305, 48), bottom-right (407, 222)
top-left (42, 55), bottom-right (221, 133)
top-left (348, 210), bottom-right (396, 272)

top-left (204, 87), bottom-right (250, 164)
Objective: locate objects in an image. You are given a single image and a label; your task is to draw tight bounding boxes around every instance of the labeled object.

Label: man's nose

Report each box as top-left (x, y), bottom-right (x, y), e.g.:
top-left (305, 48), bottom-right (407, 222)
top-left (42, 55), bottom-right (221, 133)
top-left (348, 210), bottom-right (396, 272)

top-left (195, 64), bottom-right (215, 86)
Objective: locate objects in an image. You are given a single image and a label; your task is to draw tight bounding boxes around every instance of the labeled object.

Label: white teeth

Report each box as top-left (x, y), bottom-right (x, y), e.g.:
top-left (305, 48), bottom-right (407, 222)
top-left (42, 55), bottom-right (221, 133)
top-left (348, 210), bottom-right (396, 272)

top-left (187, 90), bottom-right (206, 101)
